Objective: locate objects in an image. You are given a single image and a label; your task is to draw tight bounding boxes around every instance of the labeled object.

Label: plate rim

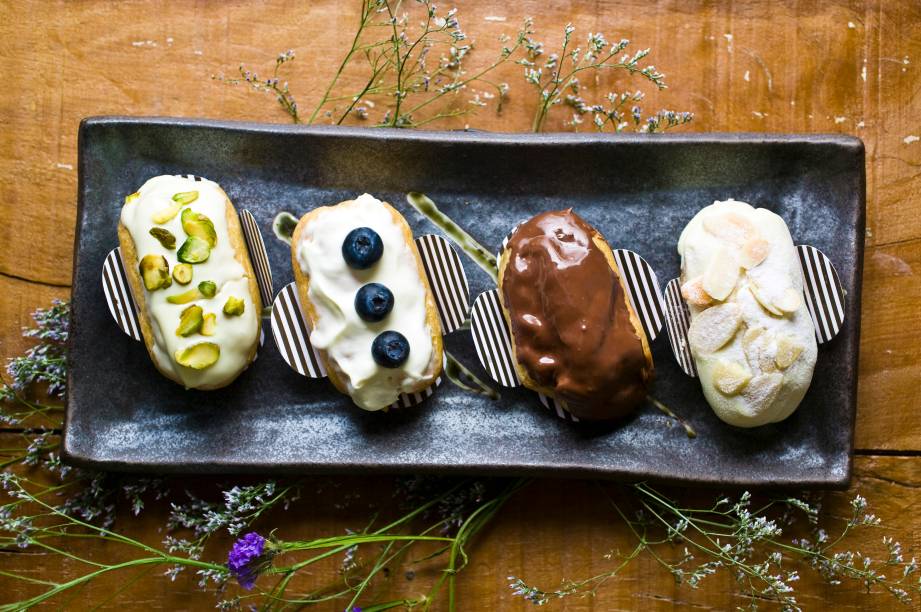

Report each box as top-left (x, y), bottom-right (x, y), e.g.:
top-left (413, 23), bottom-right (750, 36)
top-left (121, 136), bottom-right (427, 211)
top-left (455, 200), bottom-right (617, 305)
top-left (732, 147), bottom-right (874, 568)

top-left (63, 116), bottom-right (865, 488)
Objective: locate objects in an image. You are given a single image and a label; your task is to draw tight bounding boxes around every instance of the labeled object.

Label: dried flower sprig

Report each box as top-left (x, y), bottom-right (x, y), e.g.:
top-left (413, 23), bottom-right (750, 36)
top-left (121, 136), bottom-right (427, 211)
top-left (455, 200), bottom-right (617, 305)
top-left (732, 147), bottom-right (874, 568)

top-left (508, 483), bottom-right (921, 610)
top-left (3, 299), bottom-right (69, 408)
top-left (217, 50), bottom-right (300, 122)
top-left (224, 1), bottom-right (532, 129)
top-left (517, 23), bottom-right (692, 133)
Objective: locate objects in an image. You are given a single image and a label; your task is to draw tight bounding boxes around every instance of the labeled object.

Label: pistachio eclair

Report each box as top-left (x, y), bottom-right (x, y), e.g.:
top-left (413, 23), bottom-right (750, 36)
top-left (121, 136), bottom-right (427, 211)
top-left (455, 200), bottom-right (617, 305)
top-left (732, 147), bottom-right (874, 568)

top-left (118, 175), bottom-right (262, 390)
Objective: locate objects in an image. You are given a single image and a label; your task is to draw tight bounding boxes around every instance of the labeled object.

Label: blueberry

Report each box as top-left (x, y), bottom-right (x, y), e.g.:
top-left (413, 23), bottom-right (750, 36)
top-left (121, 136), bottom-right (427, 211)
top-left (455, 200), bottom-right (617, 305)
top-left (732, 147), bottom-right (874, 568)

top-left (371, 331), bottom-right (410, 368)
top-left (342, 227), bottom-right (383, 269)
top-left (355, 283), bottom-right (394, 322)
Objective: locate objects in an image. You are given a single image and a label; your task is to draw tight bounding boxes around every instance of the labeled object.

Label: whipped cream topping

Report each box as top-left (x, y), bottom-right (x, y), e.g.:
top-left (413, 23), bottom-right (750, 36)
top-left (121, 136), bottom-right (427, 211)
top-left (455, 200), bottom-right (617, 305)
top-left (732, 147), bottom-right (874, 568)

top-left (295, 194), bottom-right (435, 410)
top-left (120, 175), bottom-right (259, 388)
top-left (678, 199), bottom-right (817, 427)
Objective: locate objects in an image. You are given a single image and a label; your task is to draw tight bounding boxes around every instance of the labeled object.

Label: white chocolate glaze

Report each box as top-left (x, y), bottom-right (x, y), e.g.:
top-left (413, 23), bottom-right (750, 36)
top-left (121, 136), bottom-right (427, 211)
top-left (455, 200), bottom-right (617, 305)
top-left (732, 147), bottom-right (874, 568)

top-left (121, 176), bottom-right (259, 388)
top-left (296, 194), bottom-right (435, 410)
top-left (678, 199), bottom-right (817, 427)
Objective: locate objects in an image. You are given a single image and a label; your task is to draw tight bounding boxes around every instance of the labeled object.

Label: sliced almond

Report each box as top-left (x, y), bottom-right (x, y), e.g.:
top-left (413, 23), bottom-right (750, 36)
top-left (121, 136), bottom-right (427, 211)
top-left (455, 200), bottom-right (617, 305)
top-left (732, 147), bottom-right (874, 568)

top-left (702, 247), bottom-right (740, 301)
top-left (774, 335), bottom-right (804, 369)
top-left (712, 360), bottom-right (753, 396)
top-left (741, 373), bottom-right (783, 414)
top-left (702, 211), bottom-right (759, 247)
top-left (743, 327), bottom-right (777, 374)
top-left (774, 288), bottom-right (802, 314)
top-left (681, 276), bottom-right (713, 306)
top-left (740, 238), bottom-right (770, 269)
top-left (748, 280), bottom-right (783, 316)
top-left (688, 303), bottom-right (743, 354)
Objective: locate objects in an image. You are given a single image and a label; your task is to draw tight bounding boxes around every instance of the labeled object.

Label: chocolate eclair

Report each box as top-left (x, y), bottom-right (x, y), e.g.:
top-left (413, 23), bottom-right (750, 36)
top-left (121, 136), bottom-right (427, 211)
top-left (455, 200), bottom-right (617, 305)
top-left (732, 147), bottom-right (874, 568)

top-left (498, 209), bottom-right (653, 420)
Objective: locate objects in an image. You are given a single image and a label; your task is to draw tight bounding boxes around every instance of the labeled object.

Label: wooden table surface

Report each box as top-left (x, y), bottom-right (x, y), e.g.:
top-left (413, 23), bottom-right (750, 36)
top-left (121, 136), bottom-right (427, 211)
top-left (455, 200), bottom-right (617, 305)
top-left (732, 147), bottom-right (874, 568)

top-left (2, 0), bottom-right (920, 609)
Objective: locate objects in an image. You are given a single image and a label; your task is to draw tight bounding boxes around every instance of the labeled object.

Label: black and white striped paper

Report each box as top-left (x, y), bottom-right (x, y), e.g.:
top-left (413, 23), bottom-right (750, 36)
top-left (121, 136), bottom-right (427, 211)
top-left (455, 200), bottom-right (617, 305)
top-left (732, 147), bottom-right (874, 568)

top-left (797, 245), bottom-right (846, 344)
top-left (270, 234), bottom-right (469, 409)
top-left (663, 244), bottom-right (846, 377)
top-left (414, 234), bottom-right (470, 334)
top-left (662, 279), bottom-right (697, 378)
top-left (239, 209), bottom-right (274, 308)
top-left (102, 209), bottom-right (273, 346)
top-left (271, 283), bottom-right (327, 378)
top-left (470, 289), bottom-right (519, 388)
top-left (612, 249), bottom-right (665, 341)
top-left (102, 247), bottom-right (142, 341)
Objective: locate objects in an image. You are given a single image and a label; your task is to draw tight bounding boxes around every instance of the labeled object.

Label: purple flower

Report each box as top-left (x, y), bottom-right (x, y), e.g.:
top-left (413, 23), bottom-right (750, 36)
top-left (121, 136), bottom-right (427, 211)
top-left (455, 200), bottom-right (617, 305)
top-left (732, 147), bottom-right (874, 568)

top-left (227, 532), bottom-right (269, 590)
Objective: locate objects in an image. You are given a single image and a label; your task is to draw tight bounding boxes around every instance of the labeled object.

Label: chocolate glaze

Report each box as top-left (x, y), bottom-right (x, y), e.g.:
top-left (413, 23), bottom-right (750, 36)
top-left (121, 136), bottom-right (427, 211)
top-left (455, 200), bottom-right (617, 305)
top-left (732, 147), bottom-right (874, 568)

top-left (501, 209), bottom-right (652, 420)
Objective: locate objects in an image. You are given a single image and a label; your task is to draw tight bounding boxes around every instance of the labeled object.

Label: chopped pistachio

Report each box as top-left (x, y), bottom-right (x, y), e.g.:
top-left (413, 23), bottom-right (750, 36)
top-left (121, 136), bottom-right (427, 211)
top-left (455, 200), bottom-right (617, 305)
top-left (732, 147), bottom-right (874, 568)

top-left (198, 280), bottom-right (217, 298)
top-left (174, 342), bottom-right (220, 370)
top-left (139, 254), bottom-right (170, 291)
top-left (167, 287), bottom-right (202, 305)
top-left (176, 305), bottom-right (204, 337)
top-left (172, 263), bottom-right (193, 285)
top-left (181, 207), bottom-right (217, 247)
top-left (201, 313), bottom-right (217, 336)
top-left (149, 227), bottom-right (176, 249)
top-left (125, 191), bottom-right (140, 204)
top-left (166, 280), bottom-right (216, 304)
top-left (177, 235), bottom-right (211, 264)
top-left (223, 296), bottom-right (245, 316)
top-left (151, 202), bottom-right (182, 224)
top-left (173, 191), bottom-right (199, 205)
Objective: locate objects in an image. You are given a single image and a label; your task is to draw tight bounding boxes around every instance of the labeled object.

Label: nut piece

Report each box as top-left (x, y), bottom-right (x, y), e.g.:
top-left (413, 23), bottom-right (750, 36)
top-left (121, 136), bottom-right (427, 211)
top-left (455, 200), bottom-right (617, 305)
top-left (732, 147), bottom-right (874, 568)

top-left (740, 238), bottom-right (770, 269)
top-left (201, 313), bottom-right (217, 336)
top-left (687, 302), bottom-right (743, 355)
top-left (774, 335), bottom-right (804, 369)
top-left (172, 263), bottom-right (193, 285)
top-left (702, 247), bottom-right (740, 301)
top-left (166, 280), bottom-right (216, 304)
top-left (748, 280), bottom-right (783, 316)
top-left (741, 373), bottom-right (783, 414)
top-left (680, 276), bottom-right (713, 307)
top-left (181, 208), bottom-right (217, 248)
top-left (774, 288), bottom-right (802, 314)
top-left (176, 305), bottom-right (204, 337)
top-left (152, 202), bottom-right (182, 224)
top-left (177, 236), bottom-right (212, 264)
top-left (139, 254), bottom-right (171, 291)
top-left (223, 296), bottom-right (245, 317)
top-left (149, 227), bottom-right (176, 250)
top-left (174, 342), bottom-right (220, 370)
top-left (198, 281), bottom-right (217, 299)
top-left (712, 360), bottom-right (753, 396)
top-left (172, 191), bottom-right (199, 206)
top-left (743, 327), bottom-right (777, 374)
top-left (167, 287), bottom-right (202, 305)
top-left (702, 211), bottom-right (759, 247)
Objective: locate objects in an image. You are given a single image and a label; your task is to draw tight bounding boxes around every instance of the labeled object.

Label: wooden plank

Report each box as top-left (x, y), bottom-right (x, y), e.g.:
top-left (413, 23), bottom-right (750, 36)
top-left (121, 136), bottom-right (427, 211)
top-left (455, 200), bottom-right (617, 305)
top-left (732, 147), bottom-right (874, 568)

top-left (856, 238), bottom-right (921, 451)
top-left (2, 441), bottom-right (920, 610)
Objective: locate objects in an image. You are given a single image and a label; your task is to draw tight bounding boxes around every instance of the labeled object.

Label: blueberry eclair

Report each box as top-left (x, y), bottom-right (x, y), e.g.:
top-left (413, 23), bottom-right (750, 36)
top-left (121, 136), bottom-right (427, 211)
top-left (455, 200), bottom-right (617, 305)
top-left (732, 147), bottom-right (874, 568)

top-left (291, 194), bottom-right (443, 410)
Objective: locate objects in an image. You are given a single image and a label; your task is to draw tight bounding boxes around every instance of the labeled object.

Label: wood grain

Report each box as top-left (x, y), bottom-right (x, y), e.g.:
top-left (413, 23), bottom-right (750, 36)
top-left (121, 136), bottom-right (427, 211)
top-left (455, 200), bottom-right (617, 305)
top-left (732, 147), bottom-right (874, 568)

top-left (1, 0), bottom-right (920, 609)
top-left (2, 446), bottom-right (920, 611)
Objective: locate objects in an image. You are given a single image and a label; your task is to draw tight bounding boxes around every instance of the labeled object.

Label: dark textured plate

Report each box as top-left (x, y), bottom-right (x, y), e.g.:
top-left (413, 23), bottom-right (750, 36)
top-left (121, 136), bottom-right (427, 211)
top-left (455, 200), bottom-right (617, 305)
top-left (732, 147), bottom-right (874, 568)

top-left (64, 117), bottom-right (864, 486)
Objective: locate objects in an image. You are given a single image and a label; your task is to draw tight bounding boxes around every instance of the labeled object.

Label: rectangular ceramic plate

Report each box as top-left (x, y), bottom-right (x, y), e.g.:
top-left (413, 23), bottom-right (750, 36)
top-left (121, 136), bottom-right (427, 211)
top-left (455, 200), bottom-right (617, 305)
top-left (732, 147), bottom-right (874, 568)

top-left (64, 117), bottom-right (864, 486)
